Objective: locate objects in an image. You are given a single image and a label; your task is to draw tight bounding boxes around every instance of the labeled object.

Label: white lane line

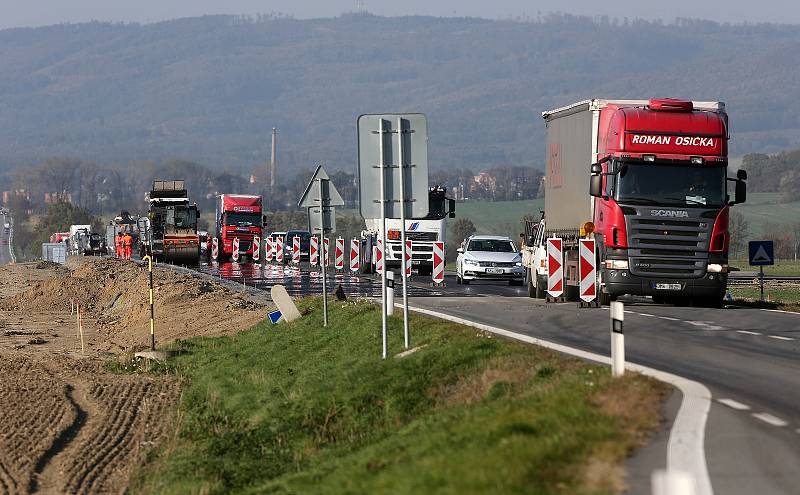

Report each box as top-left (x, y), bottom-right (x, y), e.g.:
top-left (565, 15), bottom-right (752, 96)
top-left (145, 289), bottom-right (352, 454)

top-left (761, 309), bottom-right (800, 316)
top-left (768, 335), bottom-right (796, 341)
top-left (407, 304), bottom-right (714, 495)
top-left (636, 312), bottom-right (656, 317)
top-left (658, 316), bottom-right (680, 321)
top-left (737, 330), bottom-right (762, 336)
top-left (717, 398), bottom-right (751, 411)
top-left (752, 413), bottom-right (789, 427)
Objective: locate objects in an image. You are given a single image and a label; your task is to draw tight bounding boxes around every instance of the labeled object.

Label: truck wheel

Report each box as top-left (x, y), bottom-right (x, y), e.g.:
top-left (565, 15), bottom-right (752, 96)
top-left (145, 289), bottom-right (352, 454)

top-left (598, 290), bottom-right (615, 306)
top-left (510, 279), bottom-right (524, 286)
top-left (526, 269), bottom-right (536, 298)
top-left (418, 265), bottom-right (432, 276)
top-left (535, 275), bottom-right (546, 299)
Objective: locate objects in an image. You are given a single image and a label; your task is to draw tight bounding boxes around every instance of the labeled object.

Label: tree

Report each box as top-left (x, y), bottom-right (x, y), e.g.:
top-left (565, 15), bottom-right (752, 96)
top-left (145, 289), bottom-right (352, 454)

top-left (728, 211), bottom-right (749, 260)
top-left (448, 217), bottom-right (476, 261)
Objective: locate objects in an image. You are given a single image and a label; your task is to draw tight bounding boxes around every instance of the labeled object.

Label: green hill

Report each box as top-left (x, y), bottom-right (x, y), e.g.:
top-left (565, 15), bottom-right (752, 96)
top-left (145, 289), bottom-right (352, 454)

top-left (2, 14), bottom-right (800, 173)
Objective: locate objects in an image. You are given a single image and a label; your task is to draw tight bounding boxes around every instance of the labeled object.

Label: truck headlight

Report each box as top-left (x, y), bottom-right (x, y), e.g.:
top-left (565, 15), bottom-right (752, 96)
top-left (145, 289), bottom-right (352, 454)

top-left (707, 263), bottom-right (727, 273)
top-left (604, 259), bottom-right (629, 270)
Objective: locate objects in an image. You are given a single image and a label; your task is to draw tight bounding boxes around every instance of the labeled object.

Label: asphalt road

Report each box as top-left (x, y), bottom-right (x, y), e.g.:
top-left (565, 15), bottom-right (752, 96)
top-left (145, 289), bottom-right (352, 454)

top-left (405, 273), bottom-right (800, 495)
top-left (0, 213), bottom-right (14, 265)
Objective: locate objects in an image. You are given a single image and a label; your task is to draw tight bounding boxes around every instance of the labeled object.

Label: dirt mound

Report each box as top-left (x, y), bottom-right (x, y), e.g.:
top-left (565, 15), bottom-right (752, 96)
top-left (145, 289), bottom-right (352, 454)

top-left (1, 258), bottom-right (266, 352)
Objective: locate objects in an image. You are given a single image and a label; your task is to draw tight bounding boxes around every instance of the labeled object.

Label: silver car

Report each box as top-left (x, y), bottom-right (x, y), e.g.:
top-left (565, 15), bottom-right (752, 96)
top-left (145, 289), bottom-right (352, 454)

top-left (456, 235), bottom-right (525, 286)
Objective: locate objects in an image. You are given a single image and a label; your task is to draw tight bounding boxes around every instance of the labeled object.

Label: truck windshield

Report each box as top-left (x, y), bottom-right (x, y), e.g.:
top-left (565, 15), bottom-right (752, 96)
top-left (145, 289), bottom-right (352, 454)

top-left (225, 212), bottom-right (261, 227)
top-left (173, 207), bottom-right (198, 228)
top-left (615, 163), bottom-right (727, 207)
top-left (468, 240), bottom-right (515, 252)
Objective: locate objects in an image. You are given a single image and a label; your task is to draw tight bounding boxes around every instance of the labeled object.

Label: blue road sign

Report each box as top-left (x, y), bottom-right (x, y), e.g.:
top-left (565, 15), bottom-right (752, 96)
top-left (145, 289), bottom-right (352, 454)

top-left (268, 309), bottom-right (283, 324)
top-left (748, 240), bottom-right (774, 266)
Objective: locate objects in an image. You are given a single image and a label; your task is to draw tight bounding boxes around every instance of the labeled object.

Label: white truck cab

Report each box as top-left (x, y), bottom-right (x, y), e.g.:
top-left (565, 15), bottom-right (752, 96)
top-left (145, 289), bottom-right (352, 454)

top-left (521, 216), bottom-right (548, 298)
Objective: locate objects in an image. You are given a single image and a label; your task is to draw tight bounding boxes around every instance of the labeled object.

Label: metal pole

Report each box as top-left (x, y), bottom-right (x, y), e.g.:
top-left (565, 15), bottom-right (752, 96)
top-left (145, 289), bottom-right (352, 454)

top-left (759, 266), bottom-right (764, 303)
top-left (379, 119), bottom-right (388, 359)
top-left (319, 178), bottom-right (328, 327)
top-left (397, 117), bottom-right (410, 349)
top-left (143, 255), bottom-right (155, 351)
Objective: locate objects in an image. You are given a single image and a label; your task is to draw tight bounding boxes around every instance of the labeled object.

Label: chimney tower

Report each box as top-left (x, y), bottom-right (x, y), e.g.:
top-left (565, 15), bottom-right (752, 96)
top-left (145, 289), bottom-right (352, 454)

top-left (270, 127), bottom-right (277, 193)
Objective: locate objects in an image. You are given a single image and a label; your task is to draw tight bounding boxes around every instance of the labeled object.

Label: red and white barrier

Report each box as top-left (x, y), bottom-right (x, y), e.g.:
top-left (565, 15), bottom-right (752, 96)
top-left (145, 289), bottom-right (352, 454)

top-left (292, 236), bottom-right (300, 264)
top-left (432, 241), bottom-right (445, 284)
top-left (310, 236), bottom-right (319, 266)
top-left (265, 236), bottom-right (274, 263)
top-left (324, 238), bottom-right (330, 266)
top-left (252, 236), bottom-right (261, 261)
top-left (404, 240), bottom-right (412, 278)
top-left (232, 237), bottom-right (240, 263)
top-left (275, 236), bottom-right (284, 263)
top-left (547, 237), bottom-right (563, 297)
top-left (211, 237), bottom-right (219, 260)
top-left (350, 239), bottom-right (359, 273)
top-left (376, 239), bottom-right (384, 274)
top-left (579, 239), bottom-right (596, 302)
top-left (335, 237), bottom-right (344, 270)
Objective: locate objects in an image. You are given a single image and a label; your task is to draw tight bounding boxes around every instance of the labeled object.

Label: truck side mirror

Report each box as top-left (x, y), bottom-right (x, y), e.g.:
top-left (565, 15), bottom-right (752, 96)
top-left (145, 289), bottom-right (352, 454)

top-left (735, 179), bottom-right (746, 204)
top-left (448, 199), bottom-right (456, 218)
top-left (589, 174), bottom-right (603, 197)
top-left (737, 169), bottom-right (747, 180)
top-left (590, 163), bottom-right (602, 174)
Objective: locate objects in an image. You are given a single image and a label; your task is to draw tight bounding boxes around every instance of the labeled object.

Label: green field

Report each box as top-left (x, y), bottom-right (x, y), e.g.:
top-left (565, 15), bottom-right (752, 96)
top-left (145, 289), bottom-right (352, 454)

top-left (133, 298), bottom-right (665, 495)
top-left (450, 199), bottom-right (544, 238)
top-left (735, 192), bottom-right (800, 236)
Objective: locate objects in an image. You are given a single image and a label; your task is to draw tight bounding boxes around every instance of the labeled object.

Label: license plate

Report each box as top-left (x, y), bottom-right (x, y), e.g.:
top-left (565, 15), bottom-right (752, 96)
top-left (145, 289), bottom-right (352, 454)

top-left (654, 283), bottom-right (681, 290)
top-left (412, 260), bottom-right (421, 265)
top-left (486, 268), bottom-right (504, 274)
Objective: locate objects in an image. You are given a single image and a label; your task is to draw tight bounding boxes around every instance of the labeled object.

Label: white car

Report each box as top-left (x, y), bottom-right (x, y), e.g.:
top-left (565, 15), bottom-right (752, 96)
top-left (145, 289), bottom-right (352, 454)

top-left (456, 235), bottom-right (525, 286)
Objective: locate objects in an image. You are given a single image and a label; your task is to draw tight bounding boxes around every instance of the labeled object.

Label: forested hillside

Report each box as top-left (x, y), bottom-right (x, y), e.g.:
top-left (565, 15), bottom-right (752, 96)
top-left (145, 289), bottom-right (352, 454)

top-left (2, 14), bottom-right (800, 174)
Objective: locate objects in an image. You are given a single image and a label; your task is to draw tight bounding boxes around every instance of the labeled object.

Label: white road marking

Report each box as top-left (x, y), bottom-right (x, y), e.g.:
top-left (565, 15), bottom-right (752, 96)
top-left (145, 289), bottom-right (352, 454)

top-left (768, 335), bottom-right (796, 341)
top-left (658, 316), bottom-right (680, 321)
top-left (636, 312), bottom-right (656, 317)
top-left (737, 330), bottom-right (762, 336)
top-left (761, 309), bottom-right (800, 316)
top-left (407, 304), bottom-right (714, 495)
top-left (752, 413), bottom-right (789, 427)
top-left (686, 321), bottom-right (724, 331)
top-left (717, 398), bottom-right (751, 411)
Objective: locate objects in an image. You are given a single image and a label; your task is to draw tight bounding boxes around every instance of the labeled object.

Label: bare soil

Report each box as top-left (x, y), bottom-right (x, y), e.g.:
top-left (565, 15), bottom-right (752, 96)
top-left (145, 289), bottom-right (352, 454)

top-left (0, 258), bottom-right (268, 494)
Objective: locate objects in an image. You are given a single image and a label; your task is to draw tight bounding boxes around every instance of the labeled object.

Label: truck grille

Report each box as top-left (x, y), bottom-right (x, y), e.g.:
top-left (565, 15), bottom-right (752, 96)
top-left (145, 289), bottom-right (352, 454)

top-left (626, 214), bottom-right (710, 278)
top-left (406, 231), bottom-right (437, 242)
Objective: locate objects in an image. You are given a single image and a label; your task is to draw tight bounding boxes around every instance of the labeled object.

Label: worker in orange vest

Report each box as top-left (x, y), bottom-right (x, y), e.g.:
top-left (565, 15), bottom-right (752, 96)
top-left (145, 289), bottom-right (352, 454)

top-left (123, 232), bottom-right (133, 260)
top-left (115, 232), bottom-right (124, 258)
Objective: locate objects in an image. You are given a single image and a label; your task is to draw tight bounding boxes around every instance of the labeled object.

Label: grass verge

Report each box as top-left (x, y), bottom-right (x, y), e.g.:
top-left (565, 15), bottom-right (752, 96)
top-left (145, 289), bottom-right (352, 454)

top-left (729, 285), bottom-right (800, 312)
top-left (132, 298), bottom-right (668, 495)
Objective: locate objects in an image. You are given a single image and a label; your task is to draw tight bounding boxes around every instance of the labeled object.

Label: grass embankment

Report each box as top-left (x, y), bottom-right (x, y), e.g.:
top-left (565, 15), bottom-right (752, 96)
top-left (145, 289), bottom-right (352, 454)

top-left (729, 259), bottom-right (800, 276)
top-left (134, 298), bottom-right (667, 495)
top-left (728, 286), bottom-right (800, 312)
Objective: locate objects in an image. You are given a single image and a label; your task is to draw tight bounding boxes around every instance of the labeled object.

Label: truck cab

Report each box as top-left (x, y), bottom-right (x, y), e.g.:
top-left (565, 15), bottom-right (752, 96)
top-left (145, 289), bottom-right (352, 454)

top-left (214, 194), bottom-right (264, 262)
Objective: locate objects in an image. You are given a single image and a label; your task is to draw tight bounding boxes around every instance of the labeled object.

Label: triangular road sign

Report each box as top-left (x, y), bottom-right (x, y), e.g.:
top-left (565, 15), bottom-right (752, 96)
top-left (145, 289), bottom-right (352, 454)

top-left (298, 165), bottom-right (345, 208)
top-left (751, 245), bottom-right (771, 263)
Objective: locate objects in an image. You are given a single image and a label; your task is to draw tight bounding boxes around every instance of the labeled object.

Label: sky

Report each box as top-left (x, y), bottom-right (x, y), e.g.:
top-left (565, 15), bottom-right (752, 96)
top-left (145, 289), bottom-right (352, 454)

top-left (1, 0), bottom-right (799, 29)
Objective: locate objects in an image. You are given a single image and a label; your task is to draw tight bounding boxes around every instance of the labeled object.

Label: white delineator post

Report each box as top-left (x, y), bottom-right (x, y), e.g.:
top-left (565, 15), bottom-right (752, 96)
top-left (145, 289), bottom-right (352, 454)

top-left (432, 241), bottom-right (445, 285)
top-left (579, 238), bottom-right (596, 302)
top-left (386, 270), bottom-right (395, 316)
top-left (404, 240), bottom-right (412, 279)
top-left (252, 235), bottom-right (261, 262)
top-left (211, 237), bottom-right (219, 260)
top-left (324, 237), bottom-right (330, 266)
top-left (376, 239), bottom-right (384, 274)
top-left (265, 236), bottom-right (273, 263)
top-left (310, 235), bottom-right (318, 266)
top-left (611, 301), bottom-right (625, 376)
top-left (292, 236), bottom-right (300, 264)
top-left (350, 239), bottom-right (359, 273)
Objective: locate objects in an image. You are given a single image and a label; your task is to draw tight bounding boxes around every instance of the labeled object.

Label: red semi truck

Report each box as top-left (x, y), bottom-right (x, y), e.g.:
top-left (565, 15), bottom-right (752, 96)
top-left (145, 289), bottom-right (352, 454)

top-left (522, 98), bottom-right (747, 307)
top-left (214, 194), bottom-right (264, 261)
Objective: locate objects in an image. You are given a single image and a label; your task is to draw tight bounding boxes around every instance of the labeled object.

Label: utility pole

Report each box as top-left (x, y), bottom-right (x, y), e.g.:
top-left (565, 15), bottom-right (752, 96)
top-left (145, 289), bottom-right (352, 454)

top-left (270, 128), bottom-right (277, 194)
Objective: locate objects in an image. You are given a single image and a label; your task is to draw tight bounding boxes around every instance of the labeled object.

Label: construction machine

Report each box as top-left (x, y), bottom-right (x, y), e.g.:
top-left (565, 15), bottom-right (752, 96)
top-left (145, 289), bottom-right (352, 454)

top-left (148, 180), bottom-right (200, 265)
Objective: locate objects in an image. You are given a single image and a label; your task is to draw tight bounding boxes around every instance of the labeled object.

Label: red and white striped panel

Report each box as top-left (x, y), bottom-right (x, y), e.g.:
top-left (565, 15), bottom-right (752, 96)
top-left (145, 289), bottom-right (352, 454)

top-left (579, 239), bottom-right (597, 302)
top-left (432, 241), bottom-right (445, 284)
top-left (275, 236), bottom-right (284, 263)
top-left (376, 239), bottom-right (384, 274)
top-left (350, 239), bottom-right (360, 272)
top-left (292, 236), bottom-right (300, 264)
top-left (335, 237), bottom-right (345, 270)
top-left (404, 240), bottom-right (412, 278)
top-left (324, 238), bottom-right (330, 266)
top-left (309, 236), bottom-right (318, 266)
top-left (232, 237), bottom-right (240, 262)
top-left (252, 236), bottom-right (261, 261)
top-left (211, 237), bottom-right (219, 260)
top-left (546, 238), bottom-right (563, 297)
top-left (265, 236), bottom-right (273, 262)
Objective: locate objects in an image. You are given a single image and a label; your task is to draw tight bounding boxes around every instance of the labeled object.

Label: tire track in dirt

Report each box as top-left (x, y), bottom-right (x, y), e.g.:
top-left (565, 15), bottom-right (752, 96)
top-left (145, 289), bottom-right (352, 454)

top-left (29, 382), bottom-right (90, 494)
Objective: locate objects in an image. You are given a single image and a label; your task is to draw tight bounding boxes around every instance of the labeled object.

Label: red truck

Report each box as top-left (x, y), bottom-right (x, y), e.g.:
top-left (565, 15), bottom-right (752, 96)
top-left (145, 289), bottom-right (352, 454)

top-left (214, 194), bottom-right (264, 261)
top-left (522, 98), bottom-right (747, 307)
